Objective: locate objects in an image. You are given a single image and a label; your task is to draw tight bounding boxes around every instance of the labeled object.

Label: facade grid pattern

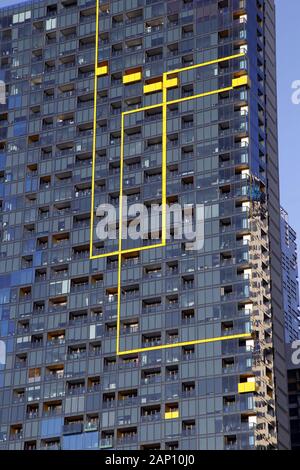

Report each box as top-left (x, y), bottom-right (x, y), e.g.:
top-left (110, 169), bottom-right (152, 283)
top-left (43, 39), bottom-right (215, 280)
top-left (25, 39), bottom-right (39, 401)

top-left (0, 0), bottom-right (289, 450)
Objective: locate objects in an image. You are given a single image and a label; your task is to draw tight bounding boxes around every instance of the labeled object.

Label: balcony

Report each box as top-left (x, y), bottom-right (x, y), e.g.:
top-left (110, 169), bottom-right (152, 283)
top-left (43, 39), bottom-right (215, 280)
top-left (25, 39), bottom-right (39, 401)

top-left (117, 396), bottom-right (139, 407)
top-left (84, 421), bottom-right (98, 432)
top-left (41, 442), bottom-right (61, 451)
top-left (141, 412), bottom-right (161, 423)
top-left (66, 351), bottom-right (86, 361)
top-left (99, 437), bottom-right (114, 449)
top-left (9, 432), bottom-right (23, 441)
top-left (141, 375), bottom-right (161, 385)
top-left (165, 410), bottom-right (179, 420)
top-left (66, 386), bottom-right (85, 396)
top-left (62, 422), bottom-right (83, 435)
top-left (238, 382), bottom-right (257, 394)
top-left (182, 428), bottom-right (196, 437)
top-left (102, 400), bottom-right (115, 410)
top-left (117, 434), bottom-right (138, 445)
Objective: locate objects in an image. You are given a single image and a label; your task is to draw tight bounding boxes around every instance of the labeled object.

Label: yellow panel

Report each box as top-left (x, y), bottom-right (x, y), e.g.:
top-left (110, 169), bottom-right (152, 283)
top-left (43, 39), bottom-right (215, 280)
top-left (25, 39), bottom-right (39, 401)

top-left (144, 82), bottom-right (163, 94)
top-left (165, 410), bottom-right (179, 420)
top-left (238, 382), bottom-right (257, 394)
top-left (123, 72), bottom-right (142, 84)
top-left (232, 75), bottom-right (250, 88)
top-left (96, 65), bottom-right (108, 76)
top-left (166, 77), bottom-right (179, 89)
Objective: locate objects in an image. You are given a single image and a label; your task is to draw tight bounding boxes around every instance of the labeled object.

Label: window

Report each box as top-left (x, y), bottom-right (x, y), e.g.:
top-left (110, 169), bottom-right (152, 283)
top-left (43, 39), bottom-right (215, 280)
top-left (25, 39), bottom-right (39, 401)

top-left (28, 368), bottom-right (41, 383)
top-left (41, 417), bottom-right (63, 438)
top-left (13, 121), bottom-right (27, 137)
top-left (8, 96), bottom-right (21, 109)
top-left (13, 11), bottom-right (31, 24)
top-left (46, 18), bottom-right (57, 31)
top-left (0, 340), bottom-right (6, 365)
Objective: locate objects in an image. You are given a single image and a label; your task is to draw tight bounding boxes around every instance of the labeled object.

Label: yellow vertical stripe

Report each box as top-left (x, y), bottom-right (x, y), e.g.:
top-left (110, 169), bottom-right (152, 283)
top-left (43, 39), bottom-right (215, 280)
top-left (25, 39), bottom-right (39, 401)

top-left (90, 0), bottom-right (99, 258)
top-left (162, 73), bottom-right (167, 245)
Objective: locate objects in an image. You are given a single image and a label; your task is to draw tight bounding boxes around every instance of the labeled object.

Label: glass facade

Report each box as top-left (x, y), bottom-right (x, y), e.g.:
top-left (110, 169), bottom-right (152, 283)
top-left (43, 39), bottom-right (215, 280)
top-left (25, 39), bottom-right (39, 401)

top-left (0, 0), bottom-right (290, 450)
top-left (280, 208), bottom-right (300, 343)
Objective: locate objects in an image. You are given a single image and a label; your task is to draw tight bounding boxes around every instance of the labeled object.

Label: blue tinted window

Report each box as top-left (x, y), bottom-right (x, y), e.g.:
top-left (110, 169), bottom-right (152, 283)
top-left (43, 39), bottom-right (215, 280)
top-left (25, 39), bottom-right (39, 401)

top-left (23, 239), bottom-right (36, 254)
top-left (6, 338), bottom-right (13, 353)
top-left (25, 176), bottom-right (38, 193)
top-left (11, 268), bottom-right (34, 286)
top-left (0, 289), bottom-right (10, 305)
top-left (63, 432), bottom-right (99, 450)
top-left (13, 121), bottom-right (27, 136)
top-left (0, 308), bottom-right (9, 320)
top-left (0, 321), bottom-right (8, 337)
top-left (33, 251), bottom-right (43, 267)
top-left (0, 320), bottom-right (14, 337)
top-left (8, 95), bottom-right (21, 109)
top-left (0, 153), bottom-right (6, 170)
top-left (41, 417), bottom-right (63, 438)
top-left (0, 275), bottom-right (10, 289)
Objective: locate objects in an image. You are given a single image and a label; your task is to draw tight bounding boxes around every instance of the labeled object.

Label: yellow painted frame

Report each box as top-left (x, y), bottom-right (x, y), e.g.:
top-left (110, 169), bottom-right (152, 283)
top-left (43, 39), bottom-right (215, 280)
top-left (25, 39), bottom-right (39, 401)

top-left (91, 0), bottom-right (251, 355)
top-left (123, 71), bottom-right (142, 84)
top-left (238, 382), bottom-right (257, 394)
top-left (165, 411), bottom-right (179, 420)
top-left (96, 64), bottom-right (108, 76)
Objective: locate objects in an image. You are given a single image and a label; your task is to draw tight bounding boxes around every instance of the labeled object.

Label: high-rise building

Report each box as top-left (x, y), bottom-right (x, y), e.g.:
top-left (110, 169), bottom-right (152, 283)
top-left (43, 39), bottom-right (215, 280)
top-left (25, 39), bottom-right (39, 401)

top-left (0, 0), bottom-right (290, 450)
top-left (280, 207), bottom-right (300, 343)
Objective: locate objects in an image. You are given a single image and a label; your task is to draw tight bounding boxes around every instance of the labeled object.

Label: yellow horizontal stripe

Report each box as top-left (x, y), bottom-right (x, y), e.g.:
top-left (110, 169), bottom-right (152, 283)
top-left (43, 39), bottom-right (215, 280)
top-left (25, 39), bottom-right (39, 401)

top-left (144, 82), bottom-right (163, 94)
top-left (118, 334), bottom-right (252, 355)
top-left (96, 65), bottom-right (108, 76)
top-left (238, 382), bottom-right (257, 394)
top-left (123, 72), bottom-right (142, 84)
top-left (232, 75), bottom-right (250, 88)
top-left (166, 52), bottom-right (246, 75)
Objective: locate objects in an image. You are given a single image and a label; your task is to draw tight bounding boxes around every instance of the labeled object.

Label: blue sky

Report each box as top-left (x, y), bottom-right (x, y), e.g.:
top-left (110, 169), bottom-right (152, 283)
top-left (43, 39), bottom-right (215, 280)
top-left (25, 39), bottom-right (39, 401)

top-left (0, 0), bottom-right (28, 7)
top-left (0, 0), bottom-right (299, 242)
top-left (276, 0), bottom-right (300, 243)
top-left (0, 0), bottom-right (28, 6)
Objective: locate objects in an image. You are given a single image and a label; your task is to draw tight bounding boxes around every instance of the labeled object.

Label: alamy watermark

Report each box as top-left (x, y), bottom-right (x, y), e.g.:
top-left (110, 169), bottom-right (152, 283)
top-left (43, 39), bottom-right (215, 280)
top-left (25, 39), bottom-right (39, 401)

top-left (291, 340), bottom-right (300, 366)
top-left (291, 80), bottom-right (300, 105)
top-left (95, 199), bottom-right (205, 251)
